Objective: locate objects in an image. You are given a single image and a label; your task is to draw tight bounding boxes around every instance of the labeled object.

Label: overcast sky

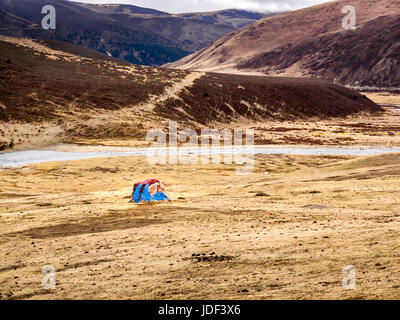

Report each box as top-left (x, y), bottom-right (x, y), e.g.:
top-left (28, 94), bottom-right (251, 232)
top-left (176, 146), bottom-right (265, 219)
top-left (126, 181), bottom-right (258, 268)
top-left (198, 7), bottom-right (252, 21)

top-left (70, 0), bottom-right (334, 14)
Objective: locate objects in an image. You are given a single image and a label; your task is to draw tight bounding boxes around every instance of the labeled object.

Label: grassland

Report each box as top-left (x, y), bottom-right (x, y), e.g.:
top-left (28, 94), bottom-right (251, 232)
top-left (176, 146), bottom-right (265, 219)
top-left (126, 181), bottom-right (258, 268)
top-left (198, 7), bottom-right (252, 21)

top-left (1, 37), bottom-right (400, 300)
top-left (0, 152), bottom-right (399, 300)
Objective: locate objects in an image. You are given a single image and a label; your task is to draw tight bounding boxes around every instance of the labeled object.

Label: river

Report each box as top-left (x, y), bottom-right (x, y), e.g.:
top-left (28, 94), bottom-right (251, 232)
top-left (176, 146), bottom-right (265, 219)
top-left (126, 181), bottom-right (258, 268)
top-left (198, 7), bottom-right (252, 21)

top-left (1, 145), bottom-right (400, 168)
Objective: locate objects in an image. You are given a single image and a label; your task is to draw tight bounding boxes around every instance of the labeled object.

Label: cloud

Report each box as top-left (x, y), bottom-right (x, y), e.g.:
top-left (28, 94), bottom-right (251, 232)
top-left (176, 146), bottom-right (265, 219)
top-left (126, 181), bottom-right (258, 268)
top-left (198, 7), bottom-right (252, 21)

top-left (69, 0), bottom-right (333, 13)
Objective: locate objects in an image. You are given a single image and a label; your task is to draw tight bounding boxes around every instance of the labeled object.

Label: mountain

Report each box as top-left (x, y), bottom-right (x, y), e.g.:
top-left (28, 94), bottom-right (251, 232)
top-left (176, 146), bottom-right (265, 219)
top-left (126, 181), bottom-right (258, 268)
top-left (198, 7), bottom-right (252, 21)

top-left (0, 0), bottom-right (272, 65)
top-left (76, 3), bottom-right (276, 53)
top-left (175, 9), bottom-right (273, 29)
top-left (0, 36), bottom-right (380, 149)
top-left (0, 0), bottom-right (189, 65)
top-left (166, 0), bottom-right (400, 88)
top-left (78, 3), bottom-right (168, 16)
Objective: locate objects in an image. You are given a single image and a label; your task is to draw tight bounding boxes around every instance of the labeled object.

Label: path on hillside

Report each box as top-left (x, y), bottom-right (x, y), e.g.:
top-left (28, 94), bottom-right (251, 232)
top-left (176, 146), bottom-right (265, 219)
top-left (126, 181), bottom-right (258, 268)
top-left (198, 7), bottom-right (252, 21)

top-left (140, 71), bottom-right (205, 112)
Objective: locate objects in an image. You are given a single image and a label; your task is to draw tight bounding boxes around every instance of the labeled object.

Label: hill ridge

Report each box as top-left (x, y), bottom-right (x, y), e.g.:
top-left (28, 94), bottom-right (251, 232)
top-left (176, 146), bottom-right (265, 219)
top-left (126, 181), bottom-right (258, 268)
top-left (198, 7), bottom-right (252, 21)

top-left (166, 0), bottom-right (400, 88)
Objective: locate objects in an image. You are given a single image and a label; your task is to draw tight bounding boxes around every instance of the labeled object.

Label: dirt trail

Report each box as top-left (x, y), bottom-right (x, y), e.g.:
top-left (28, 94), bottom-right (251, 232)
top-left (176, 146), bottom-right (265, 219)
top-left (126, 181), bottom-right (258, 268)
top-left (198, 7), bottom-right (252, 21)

top-left (0, 36), bottom-right (86, 62)
top-left (64, 71), bottom-right (206, 137)
top-left (139, 71), bottom-right (205, 112)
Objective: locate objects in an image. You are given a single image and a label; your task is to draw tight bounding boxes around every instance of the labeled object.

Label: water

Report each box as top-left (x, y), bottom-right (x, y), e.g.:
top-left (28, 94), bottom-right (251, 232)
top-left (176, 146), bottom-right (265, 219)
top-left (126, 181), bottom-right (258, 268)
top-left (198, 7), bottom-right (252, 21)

top-left (1, 145), bottom-right (400, 168)
top-left (378, 103), bottom-right (400, 110)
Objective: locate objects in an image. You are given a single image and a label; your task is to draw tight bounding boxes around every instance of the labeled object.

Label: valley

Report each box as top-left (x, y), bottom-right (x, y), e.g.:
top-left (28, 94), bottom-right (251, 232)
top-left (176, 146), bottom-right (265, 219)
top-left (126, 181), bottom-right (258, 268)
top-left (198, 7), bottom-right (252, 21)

top-left (1, 0), bottom-right (400, 301)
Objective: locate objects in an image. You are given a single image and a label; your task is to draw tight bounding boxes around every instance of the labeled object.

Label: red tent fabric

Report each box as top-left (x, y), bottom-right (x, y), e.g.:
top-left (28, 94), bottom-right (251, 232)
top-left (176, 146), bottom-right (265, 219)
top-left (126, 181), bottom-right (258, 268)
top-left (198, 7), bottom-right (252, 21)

top-left (133, 179), bottom-right (160, 189)
top-left (131, 179), bottom-right (168, 203)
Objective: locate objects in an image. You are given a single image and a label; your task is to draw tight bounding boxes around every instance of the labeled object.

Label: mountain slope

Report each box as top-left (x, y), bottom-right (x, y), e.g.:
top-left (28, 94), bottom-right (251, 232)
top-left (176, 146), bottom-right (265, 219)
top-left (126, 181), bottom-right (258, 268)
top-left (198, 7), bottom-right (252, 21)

top-left (78, 3), bottom-right (168, 16)
top-left (0, 36), bottom-right (382, 150)
top-left (76, 3), bottom-right (275, 53)
top-left (0, 36), bottom-right (379, 123)
top-left (176, 9), bottom-right (274, 29)
top-left (0, 0), bottom-right (271, 65)
top-left (167, 0), bottom-right (400, 87)
top-left (0, 0), bottom-right (189, 65)
top-left (93, 13), bottom-right (234, 53)
top-left (238, 13), bottom-right (400, 88)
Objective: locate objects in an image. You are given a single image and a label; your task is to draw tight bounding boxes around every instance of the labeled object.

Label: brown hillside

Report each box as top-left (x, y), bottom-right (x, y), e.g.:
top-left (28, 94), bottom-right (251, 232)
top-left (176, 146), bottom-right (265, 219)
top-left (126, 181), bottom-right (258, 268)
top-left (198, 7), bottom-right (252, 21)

top-left (0, 36), bottom-right (188, 122)
top-left (155, 73), bottom-right (381, 124)
top-left (0, 0), bottom-right (271, 65)
top-left (166, 0), bottom-right (400, 87)
top-left (238, 14), bottom-right (400, 88)
top-left (0, 36), bottom-right (380, 123)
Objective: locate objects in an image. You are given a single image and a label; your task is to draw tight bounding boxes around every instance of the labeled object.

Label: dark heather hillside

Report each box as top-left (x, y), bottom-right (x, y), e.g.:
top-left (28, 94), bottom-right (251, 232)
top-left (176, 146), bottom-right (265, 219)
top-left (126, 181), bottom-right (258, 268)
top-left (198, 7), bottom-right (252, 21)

top-left (155, 74), bottom-right (382, 124)
top-left (0, 0), bottom-right (189, 65)
top-left (0, 36), bottom-right (380, 124)
top-left (0, 0), bottom-right (271, 65)
top-left (0, 37), bottom-right (188, 121)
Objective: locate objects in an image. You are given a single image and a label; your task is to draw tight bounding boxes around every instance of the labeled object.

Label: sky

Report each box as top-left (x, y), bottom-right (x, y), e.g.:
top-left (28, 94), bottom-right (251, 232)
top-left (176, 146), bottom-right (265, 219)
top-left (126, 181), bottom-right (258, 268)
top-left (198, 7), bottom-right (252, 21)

top-left (69, 0), bottom-right (334, 14)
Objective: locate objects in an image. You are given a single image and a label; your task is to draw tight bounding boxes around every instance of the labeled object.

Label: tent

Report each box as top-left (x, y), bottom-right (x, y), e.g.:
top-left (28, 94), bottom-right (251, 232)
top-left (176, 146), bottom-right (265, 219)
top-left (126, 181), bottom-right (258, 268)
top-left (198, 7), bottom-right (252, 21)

top-left (131, 179), bottom-right (169, 203)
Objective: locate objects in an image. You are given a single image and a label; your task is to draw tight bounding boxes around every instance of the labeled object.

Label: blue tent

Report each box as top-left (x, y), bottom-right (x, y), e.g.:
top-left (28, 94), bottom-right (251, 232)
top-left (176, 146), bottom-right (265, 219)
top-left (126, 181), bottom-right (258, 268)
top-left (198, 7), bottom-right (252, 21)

top-left (131, 179), bottom-right (169, 203)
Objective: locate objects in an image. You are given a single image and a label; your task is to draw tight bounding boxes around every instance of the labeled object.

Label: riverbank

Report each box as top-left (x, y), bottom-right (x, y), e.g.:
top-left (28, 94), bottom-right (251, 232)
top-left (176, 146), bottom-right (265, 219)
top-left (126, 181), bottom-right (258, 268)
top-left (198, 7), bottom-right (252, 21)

top-left (1, 105), bottom-right (400, 155)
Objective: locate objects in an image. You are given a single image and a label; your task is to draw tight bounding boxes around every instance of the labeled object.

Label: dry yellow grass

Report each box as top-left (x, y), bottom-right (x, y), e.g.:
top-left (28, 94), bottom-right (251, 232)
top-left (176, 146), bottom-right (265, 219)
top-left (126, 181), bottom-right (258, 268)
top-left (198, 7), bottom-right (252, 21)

top-left (1, 153), bottom-right (399, 300)
top-left (65, 105), bottom-right (400, 148)
top-left (4, 104), bottom-right (398, 152)
top-left (363, 92), bottom-right (400, 105)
